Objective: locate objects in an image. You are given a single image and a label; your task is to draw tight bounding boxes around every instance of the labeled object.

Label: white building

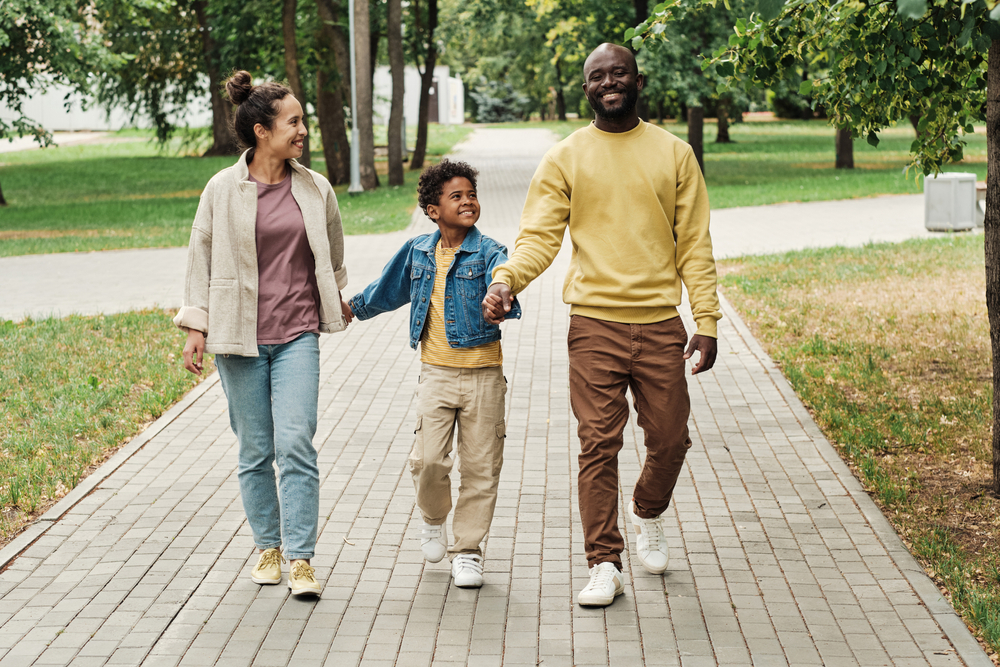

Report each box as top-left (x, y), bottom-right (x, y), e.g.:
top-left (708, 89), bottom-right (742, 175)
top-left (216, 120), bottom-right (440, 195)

top-left (1, 66), bottom-right (464, 133)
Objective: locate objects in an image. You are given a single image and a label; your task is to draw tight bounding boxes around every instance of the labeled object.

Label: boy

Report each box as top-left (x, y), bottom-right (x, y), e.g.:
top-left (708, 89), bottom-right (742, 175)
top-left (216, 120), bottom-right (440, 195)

top-left (345, 159), bottom-right (521, 588)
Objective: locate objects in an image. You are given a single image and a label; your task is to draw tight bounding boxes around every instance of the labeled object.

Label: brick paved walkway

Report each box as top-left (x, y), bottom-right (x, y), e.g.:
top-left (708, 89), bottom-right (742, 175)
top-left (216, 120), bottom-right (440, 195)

top-left (0, 129), bottom-right (991, 666)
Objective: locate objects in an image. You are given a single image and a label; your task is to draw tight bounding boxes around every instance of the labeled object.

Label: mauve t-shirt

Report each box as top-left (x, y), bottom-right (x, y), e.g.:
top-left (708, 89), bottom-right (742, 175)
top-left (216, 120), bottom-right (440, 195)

top-left (249, 170), bottom-right (321, 345)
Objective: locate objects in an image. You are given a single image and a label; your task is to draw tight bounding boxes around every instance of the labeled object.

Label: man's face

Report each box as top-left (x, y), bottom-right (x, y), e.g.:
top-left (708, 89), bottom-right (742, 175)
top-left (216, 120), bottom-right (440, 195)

top-left (582, 49), bottom-right (643, 121)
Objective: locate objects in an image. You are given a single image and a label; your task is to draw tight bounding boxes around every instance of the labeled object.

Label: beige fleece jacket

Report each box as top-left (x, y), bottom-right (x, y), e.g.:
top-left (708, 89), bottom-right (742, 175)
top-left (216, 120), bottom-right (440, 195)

top-left (173, 150), bottom-right (349, 356)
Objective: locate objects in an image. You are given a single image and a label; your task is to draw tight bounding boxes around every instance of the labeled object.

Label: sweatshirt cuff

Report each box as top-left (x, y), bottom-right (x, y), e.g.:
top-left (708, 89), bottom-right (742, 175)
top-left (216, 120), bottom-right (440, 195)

top-left (694, 317), bottom-right (719, 339)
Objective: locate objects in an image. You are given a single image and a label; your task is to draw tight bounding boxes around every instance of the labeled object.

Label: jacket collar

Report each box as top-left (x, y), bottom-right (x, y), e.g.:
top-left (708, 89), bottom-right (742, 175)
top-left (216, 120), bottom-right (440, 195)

top-left (414, 226), bottom-right (483, 256)
top-left (232, 148), bottom-right (307, 183)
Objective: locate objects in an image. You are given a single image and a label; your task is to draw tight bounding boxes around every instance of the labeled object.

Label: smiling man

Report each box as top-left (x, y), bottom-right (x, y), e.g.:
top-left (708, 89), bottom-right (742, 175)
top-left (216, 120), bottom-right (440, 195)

top-left (483, 43), bottom-right (722, 607)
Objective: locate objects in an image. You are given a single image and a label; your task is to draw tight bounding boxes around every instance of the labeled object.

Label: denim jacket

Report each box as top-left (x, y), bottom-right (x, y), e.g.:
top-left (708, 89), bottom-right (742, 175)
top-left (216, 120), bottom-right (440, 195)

top-left (349, 226), bottom-right (522, 349)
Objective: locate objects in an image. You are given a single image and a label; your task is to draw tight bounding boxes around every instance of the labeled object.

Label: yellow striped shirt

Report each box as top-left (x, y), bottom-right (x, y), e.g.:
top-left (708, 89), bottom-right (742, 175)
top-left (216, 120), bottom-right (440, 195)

top-left (420, 242), bottom-right (502, 368)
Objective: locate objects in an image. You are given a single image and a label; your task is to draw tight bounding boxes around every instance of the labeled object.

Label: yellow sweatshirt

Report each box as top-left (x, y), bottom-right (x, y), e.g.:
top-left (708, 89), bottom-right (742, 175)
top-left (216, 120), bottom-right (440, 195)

top-left (491, 120), bottom-right (722, 338)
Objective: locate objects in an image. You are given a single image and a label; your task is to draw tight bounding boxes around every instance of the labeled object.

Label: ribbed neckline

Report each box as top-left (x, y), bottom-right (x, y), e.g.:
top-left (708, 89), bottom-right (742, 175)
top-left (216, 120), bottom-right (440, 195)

top-left (586, 119), bottom-right (648, 141)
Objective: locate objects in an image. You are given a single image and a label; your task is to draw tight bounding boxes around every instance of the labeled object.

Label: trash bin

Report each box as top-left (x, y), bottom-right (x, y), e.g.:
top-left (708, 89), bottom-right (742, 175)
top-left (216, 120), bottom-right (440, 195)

top-left (925, 172), bottom-right (977, 231)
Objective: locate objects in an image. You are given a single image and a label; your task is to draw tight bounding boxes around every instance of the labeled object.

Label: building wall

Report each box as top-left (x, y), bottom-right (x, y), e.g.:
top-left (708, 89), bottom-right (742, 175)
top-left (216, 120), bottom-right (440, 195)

top-left (371, 65), bottom-right (464, 129)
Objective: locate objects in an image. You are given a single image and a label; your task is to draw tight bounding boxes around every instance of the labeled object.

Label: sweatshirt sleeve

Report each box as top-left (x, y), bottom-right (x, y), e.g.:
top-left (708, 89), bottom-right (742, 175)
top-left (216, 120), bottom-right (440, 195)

top-left (172, 180), bottom-right (214, 334)
top-left (673, 145), bottom-right (722, 338)
top-left (490, 154), bottom-right (570, 294)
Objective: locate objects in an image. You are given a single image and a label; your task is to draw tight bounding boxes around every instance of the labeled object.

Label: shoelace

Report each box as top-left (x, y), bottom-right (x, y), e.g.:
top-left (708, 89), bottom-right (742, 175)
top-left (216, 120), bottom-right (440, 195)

top-left (453, 554), bottom-right (483, 575)
top-left (639, 515), bottom-right (666, 553)
top-left (259, 549), bottom-right (285, 569)
top-left (589, 564), bottom-right (617, 589)
top-left (291, 561), bottom-right (317, 583)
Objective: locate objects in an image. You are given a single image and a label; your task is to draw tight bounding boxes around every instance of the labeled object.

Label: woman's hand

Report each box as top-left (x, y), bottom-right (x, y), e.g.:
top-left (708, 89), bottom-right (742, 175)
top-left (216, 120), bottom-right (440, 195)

top-left (340, 292), bottom-right (354, 324)
top-left (183, 329), bottom-right (206, 375)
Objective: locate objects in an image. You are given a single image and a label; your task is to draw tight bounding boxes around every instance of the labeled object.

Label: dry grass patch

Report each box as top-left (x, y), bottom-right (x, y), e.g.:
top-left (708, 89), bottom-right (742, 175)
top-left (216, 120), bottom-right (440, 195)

top-left (719, 234), bottom-right (1000, 659)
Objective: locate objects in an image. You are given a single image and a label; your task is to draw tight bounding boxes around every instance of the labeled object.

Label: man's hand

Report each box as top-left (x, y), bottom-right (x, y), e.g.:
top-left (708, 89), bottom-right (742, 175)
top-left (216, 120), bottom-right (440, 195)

top-left (483, 283), bottom-right (511, 325)
top-left (340, 292), bottom-right (354, 324)
top-left (683, 334), bottom-right (717, 375)
top-left (183, 329), bottom-right (206, 375)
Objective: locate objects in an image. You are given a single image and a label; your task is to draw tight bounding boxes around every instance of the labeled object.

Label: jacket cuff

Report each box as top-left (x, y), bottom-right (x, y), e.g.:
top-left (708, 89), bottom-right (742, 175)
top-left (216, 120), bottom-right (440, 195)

top-left (335, 266), bottom-right (349, 289)
top-left (348, 295), bottom-right (369, 321)
top-left (174, 306), bottom-right (209, 334)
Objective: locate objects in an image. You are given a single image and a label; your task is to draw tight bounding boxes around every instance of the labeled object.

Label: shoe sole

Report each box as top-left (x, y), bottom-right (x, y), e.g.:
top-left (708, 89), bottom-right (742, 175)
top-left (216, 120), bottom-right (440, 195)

top-left (629, 506), bottom-right (669, 575)
top-left (453, 578), bottom-right (483, 588)
top-left (422, 551), bottom-right (446, 563)
top-left (577, 580), bottom-right (624, 607)
top-left (250, 576), bottom-right (281, 585)
top-left (289, 586), bottom-right (322, 598)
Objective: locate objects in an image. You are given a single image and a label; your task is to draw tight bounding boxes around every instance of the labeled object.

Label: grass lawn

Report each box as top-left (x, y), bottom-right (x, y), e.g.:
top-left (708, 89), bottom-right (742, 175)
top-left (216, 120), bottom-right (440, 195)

top-left (719, 236), bottom-right (1000, 656)
top-left (0, 310), bottom-right (211, 543)
top-left (496, 117), bottom-right (987, 208)
top-left (0, 124), bottom-right (474, 257)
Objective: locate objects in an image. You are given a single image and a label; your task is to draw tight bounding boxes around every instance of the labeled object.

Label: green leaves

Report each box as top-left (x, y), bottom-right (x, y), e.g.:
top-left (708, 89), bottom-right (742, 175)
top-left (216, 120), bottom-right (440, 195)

top-left (867, 132), bottom-right (880, 148)
top-left (798, 79), bottom-right (813, 95)
top-left (758, 0), bottom-right (786, 21)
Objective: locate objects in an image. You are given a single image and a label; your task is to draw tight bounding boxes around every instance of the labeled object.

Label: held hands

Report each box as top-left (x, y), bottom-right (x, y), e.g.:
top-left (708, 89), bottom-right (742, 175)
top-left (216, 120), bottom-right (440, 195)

top-left (683, 334), bottom-right (718, 375)
top-left (482, 283), bottom-right (511, 325)
top-left (183, 329), bottom-right (206, 375)
top-left (341, 292), bottom-right (354, 325)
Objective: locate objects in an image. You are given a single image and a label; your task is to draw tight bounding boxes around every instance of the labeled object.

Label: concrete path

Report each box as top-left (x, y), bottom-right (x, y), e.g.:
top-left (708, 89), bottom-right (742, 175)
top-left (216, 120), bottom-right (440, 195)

top-left (0, 129), bottom-right (991, 667)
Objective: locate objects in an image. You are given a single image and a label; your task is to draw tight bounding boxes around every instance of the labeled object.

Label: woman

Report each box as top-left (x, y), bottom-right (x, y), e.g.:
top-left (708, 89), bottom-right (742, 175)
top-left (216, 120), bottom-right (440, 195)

top-left (174, 70), bottom-right (352, 597)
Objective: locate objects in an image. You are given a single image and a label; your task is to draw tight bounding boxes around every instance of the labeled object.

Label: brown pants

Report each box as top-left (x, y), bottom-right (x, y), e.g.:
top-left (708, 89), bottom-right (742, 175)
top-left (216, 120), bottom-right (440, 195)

top-left (409, 363), bottom-right (506, 557)
top-left (568, 315), bottom-right (692, 569)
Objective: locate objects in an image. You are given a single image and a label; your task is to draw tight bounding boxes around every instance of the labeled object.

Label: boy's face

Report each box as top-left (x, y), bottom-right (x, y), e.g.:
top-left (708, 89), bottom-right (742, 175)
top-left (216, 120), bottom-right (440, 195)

top-left (427, 176), bottom-right (480, 233)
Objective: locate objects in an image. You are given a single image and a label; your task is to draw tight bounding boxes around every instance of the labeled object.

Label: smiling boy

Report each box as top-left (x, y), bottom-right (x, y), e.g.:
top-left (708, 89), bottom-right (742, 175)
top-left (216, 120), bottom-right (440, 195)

top-left (345, 159), bottom-right (520, 588)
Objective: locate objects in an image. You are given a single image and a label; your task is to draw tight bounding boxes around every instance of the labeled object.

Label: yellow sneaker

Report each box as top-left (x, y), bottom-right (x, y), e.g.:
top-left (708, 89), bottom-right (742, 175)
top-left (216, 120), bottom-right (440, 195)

top-left (250, 548), bottom-right (284, 585)
top-left (289, 560), bottom-right (322, 597)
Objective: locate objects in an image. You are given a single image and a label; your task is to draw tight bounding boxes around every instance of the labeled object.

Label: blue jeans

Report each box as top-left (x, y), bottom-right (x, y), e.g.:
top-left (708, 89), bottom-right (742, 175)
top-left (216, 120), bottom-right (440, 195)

top-left (216, 333), bottom-right (320, 560)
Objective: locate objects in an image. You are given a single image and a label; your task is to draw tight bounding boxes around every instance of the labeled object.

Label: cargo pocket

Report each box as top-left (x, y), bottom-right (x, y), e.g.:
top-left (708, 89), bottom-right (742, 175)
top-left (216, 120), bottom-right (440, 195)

top-left (492, 420), bottom-right (506, 477)
top-left (408, 417), bottom-right (423, 475)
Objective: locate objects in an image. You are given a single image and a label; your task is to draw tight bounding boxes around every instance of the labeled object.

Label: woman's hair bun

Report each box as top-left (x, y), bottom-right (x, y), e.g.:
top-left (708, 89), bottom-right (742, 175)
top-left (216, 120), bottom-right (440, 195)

top-left (225, 70), bottom-right (253, 105)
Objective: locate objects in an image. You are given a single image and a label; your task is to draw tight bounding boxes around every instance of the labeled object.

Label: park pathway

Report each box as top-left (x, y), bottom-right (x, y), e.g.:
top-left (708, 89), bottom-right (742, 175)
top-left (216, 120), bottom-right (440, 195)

top-left (0, 129), bottom-right (990, 667)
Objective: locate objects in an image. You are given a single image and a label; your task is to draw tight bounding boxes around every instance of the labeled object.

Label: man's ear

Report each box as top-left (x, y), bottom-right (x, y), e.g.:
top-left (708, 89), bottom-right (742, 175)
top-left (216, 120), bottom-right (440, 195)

top-left (636, 73), bottom-right (645, 92)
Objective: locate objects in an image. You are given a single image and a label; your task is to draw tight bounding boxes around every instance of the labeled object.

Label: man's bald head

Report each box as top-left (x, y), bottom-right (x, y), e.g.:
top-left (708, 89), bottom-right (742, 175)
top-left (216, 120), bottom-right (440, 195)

top-left (583, 43), bottom-right (639, 81)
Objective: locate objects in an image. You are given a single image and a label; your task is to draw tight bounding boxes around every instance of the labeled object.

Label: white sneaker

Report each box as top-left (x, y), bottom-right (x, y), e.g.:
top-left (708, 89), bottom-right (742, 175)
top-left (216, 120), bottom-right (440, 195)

top-left (419, 521), bottom-right (447, 563)
top-left (451, 554), bottom-right (484, 588)
top-left (577, 562), bottom-right (624, 607)
top-left (629, 501), bottom-right (669, 574)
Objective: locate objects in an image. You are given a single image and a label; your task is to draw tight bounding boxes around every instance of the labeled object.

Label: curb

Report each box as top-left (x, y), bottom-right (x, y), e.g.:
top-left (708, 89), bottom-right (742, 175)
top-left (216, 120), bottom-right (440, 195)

top-left (0, 372), bottom-right (221, 570)
top-left (718, 290), bottom-right (993, 667)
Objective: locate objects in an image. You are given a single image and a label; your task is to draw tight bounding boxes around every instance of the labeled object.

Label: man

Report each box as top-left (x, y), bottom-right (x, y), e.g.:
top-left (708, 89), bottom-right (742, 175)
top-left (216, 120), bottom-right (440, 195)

top-left (482, 43), bottom-right (720, 607)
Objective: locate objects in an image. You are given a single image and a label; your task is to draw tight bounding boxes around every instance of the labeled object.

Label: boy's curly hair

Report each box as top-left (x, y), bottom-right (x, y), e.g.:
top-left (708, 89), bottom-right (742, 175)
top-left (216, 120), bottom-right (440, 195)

top-left (417, 159), bottom-right (479, 216)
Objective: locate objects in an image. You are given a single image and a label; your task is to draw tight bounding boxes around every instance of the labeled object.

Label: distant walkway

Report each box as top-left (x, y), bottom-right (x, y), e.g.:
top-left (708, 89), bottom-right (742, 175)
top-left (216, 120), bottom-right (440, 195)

top-left (0, 129), bottom-right (989, 667)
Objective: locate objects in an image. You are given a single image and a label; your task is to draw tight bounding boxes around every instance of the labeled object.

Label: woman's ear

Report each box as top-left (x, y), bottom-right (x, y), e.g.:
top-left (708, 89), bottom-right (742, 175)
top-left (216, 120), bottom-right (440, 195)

top-left (254, 122), bottom-right (269, 143)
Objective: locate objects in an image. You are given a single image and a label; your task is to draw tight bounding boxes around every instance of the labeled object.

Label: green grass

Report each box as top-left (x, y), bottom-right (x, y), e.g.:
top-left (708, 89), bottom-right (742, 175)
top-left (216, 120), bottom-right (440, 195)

top-left (0, 124), bottom-right (474, 256)
top-left (486, 118), bottom-right (987, 208)
top-left (719, 235), bottom-right (1000, 655)
top-left (0, 310), bottom-right (211, 542)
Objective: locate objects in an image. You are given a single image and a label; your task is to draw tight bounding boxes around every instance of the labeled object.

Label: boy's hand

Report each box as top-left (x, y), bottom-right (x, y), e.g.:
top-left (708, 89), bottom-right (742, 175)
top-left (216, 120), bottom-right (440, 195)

top-left (340, 292), bottom-right (354, 324)
top-left (483, 283), bottom-right (511, 324)
top-left (683, 334), bottom-right (718, 375)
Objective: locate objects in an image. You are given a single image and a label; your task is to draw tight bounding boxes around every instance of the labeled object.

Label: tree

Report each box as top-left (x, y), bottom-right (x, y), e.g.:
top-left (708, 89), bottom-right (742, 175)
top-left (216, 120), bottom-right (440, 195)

top-left (409, 0), bottom-right (438, 170)
top-left (193, 1), bottom-right (239, 155)
top-left (283, 0), bottom-right (312, 167)
top-left (316, 0), bottom-right (352, 184)
top-left (634, 0), bottom-right (1000, 490)
top-left (387, 0), bottom-right (406, 185)
top-left (1, 0), bottom-right (117, 205)
top-left (354, 0), bottom-right (378, 188)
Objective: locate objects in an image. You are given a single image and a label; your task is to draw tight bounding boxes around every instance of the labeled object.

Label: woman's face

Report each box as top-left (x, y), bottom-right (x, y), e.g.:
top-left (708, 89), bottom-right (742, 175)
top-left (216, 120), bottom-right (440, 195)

top-left (257, 95), bottom-right (307, 160)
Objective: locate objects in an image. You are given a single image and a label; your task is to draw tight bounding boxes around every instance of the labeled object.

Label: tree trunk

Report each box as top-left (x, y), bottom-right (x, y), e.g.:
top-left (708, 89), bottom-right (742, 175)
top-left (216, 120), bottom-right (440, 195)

top-left (193, 0), bottom-right (238, 156)
top-left (0, 179), bottom-right (6, 206)
top-left (410, 0), bottom-right (438, 171)
top-left (986, 39), bottom-right (1000, 495)
top-left (716, 102), bottom-right (731, 143)
top-left (316, 0), bottom-right (351, 184)
top-left (633, 0), bottom-right (649, 122)
top-left (657, 100), bottom-right (664, 124)
top-left (283, 0), bottom-right (311, 168)
top-left (353, 0), bottom-right (378, 188)
top-left (835, 128), bottom-right (854, 169)
top-left (554, 59), bottom-right (567, 122)
top-left (910, 114), bottom-right (922, 137)
top-left (688, 105), bottom-right (704, 174)
top-left (387, 0), bottom-right (405, 186)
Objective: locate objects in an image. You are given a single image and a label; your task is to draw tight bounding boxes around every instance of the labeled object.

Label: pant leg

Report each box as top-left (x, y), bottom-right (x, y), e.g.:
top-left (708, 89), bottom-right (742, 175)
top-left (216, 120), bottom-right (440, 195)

top-left (629, 317), bottom-right (692, 519)
top-left (217, 349), bottom-right (282, 551)
top-left (451, 366), bottom-right (506, 557)
top-left (269, 333), bottom-right (321, 560)
top-left (568, 315), bottom-right (632, 569)
top-left (410, 364), bottom-right (461, 525)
